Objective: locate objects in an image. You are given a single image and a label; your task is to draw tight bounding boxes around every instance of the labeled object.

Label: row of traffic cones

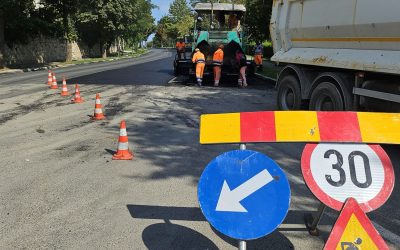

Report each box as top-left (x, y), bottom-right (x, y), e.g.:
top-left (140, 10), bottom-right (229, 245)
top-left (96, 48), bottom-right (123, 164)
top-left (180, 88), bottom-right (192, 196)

top-left (47, 70), bottom-right (70, 94)
top-left (46, 70), bottom-right (133, 160)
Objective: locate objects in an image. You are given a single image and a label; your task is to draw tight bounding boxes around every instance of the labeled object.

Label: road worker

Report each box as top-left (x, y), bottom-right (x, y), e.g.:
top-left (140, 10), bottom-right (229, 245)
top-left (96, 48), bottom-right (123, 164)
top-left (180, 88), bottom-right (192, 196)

top-left (254, 42), bottom-right (263, 71)
top-left (192, 48), bottom-right (205, 86)
top-left (213, 44), bottom-right (224, 87)
top-left (175, 39), bottom-right (186, 59)
top-left (236, 50), bottom-right (248, 87)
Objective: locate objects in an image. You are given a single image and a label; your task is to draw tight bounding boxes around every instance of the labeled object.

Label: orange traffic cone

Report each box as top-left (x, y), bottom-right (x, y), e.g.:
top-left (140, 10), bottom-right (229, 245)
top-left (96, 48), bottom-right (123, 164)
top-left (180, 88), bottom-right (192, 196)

top-left (71, 84), bottom-right (84, 103)
top-left (47, 70), bottom-right (53, 86)
top-left (51, 72), bottom-right (58, 89)
top-left (113, 120), bottom-right (134, 160)
top-left (60, 76), bottom-right (70, 96)
top-left (92, 93), bottom-right (105, 120)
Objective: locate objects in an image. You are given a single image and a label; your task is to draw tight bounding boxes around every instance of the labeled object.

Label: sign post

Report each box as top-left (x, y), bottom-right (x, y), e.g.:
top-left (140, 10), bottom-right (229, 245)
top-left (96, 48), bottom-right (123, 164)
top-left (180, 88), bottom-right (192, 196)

top-left (239, 143), bottom-right (246, 250)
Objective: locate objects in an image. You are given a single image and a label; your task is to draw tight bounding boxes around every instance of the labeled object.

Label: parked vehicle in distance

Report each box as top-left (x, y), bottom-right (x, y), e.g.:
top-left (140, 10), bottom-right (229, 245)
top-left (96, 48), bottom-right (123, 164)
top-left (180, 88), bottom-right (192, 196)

top-left (270, 0), bottom-right (400, 111)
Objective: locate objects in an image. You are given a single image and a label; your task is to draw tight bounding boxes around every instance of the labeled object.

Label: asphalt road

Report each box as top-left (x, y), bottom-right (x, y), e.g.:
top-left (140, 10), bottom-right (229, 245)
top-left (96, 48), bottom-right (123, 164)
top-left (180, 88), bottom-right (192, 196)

top-left (0, 49), bottom-right (399, 249)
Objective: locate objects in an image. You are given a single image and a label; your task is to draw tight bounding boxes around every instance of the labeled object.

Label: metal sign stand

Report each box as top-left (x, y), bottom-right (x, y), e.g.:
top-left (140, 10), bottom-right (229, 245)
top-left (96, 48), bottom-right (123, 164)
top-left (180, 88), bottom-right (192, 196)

top-left (239, 240), bottom-right (246, 250)
top-left (239, 143), bottom-right (247, 250)
top-left (304, 202), bottom-right (326, 236)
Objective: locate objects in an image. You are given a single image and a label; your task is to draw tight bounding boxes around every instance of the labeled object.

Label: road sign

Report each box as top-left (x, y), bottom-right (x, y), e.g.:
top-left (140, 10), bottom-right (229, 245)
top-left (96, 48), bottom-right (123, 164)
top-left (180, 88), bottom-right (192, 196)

top-left (199, 111), bottom-right (400, 144)
top-left (198, 150), bottom-right (291, 240)
top-left (324, 198), bottom-right (389, 250)
top-left (301, 143), bottom-right (394, 212)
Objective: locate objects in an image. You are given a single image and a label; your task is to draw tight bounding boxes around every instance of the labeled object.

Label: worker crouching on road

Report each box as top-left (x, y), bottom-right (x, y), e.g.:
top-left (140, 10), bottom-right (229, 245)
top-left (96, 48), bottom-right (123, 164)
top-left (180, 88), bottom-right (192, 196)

top-left (213, 44), bottom-right (224, 87)
top-left (176, 39), bottom-right (186, 59)
top-left (254, 42), bottom-right (263, 71)
top-left (192, 48), bottom-right (205, 86)
top-left (236, 50), bottom-right (248, 87)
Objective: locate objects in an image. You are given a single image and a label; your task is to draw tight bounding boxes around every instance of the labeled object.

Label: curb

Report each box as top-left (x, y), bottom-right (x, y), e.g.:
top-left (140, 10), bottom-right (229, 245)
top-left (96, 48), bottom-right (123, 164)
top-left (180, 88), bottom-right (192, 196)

top-left (0, 69), bottom-right (24, 74)
top-left (0, 50), bottom-right (151, 75)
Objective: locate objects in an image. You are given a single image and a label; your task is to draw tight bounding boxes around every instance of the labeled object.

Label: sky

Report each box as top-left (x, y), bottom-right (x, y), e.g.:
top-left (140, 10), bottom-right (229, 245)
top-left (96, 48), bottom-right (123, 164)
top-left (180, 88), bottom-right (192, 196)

top-left (147, 0), bottom-right (173, 42)
top-left (152, 0), bottom-right (173, 22)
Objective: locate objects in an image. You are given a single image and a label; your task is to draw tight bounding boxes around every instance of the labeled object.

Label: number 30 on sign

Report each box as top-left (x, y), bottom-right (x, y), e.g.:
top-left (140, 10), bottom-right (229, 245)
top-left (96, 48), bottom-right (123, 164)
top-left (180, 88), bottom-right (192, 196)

top-left (301, 144), bottom-right (395, 212)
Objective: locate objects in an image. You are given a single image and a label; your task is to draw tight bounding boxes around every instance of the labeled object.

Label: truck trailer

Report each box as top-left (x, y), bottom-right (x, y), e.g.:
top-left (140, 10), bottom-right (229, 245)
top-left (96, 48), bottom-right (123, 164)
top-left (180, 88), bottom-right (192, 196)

top-left (270, 0), bottom-right (400, 111)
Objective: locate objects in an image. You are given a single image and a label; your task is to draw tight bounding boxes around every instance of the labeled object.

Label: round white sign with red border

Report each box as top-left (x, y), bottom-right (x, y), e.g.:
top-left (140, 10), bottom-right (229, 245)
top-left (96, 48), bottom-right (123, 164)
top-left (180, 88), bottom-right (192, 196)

top-left (301, 143), bottom-right (394, 212)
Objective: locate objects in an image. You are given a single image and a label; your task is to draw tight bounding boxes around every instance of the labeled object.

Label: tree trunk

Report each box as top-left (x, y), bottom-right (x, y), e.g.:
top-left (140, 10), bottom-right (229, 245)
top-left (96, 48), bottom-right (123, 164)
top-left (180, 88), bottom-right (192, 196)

top-left (63, 14), bottom-right (73, 63)
top-left (0, 9), bottom-right (5, 69)
top-left (100, 41), bottom-right (107, 58)
top-left (65, 41), bottom-right (73, 62)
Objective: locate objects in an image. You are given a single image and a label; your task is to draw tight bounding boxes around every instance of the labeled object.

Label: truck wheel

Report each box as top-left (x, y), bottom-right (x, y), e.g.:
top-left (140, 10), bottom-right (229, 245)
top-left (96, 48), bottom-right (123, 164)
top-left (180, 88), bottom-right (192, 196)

top-left (277, 75), bottom-right (303, 110)
top-left (309, 82), bottom-right (344, 111)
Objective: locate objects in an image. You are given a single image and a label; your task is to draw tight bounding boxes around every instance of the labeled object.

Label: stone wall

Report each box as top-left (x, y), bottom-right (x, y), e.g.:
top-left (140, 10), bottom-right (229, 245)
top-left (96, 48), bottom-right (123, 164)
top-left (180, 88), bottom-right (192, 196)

top-left (4, 36), bottom-right (120, 66)
top-left (5, 37), bottom-right (67, 66)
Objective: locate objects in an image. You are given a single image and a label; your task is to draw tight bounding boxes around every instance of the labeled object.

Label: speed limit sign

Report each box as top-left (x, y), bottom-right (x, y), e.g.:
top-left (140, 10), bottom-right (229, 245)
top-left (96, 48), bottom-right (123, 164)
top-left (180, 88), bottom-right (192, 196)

top-left (301, 144), bottom-right (394, 212)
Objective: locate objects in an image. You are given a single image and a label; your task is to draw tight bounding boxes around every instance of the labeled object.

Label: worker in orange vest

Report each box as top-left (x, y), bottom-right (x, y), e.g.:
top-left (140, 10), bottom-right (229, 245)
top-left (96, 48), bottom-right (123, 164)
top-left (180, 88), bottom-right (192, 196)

top-left (192, 48), bottom-right (205, 86)
top-left (254, 42), bottom-right (263, 71)
top-left (213, 44), bottom-right (224, 87)
top-left (175, 39), bottom-right (186, 59)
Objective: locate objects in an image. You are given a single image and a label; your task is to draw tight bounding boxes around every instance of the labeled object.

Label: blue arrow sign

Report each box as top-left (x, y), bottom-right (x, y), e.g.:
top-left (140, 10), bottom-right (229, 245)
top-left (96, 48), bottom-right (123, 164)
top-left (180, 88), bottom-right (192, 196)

top-left (198, 150), bottom-right (291, 240)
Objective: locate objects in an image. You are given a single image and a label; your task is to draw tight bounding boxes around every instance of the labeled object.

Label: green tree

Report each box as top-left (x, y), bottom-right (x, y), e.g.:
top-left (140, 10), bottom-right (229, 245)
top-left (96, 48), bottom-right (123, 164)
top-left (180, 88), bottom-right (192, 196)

top-left (77, 0), bottom-right (155, 57)
top-left (168, 0), bottom-right (193, 38)
top-left (154, 16), bottom-right (174, 47)
top-left (245, 0), bottom-right (272, 42)
top-left (0, 0), bottom-right (40, 67)
top-left (153, 0), bottom-right (193, 47)
top-left (123, 0), bottom-right (155, 48)
top-left (43, 0), bottom-right (80, 61)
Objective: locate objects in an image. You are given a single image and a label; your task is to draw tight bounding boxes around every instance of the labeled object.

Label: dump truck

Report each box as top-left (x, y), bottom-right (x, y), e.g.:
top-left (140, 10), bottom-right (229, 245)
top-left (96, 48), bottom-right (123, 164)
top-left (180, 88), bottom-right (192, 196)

top-left (174, 3), bottom-right (255, 81)
top-left (270, 0), bottom-right (400, 111)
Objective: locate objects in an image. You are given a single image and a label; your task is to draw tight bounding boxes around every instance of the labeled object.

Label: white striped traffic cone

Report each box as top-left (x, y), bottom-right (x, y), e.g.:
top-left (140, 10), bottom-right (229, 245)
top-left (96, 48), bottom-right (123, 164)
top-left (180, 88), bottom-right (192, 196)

top-left (60, 76), bottom-right (70, 96)
top-left (71, 84), bottom-right (84, 103)
top-left (47, 70), bottom-right (53, 86)
top-left (51, 72), bottom-right (58, 89)
top-left (92, 93), bottom-right (105, 120)
top-left (112, 120), bottom-right (134, 160)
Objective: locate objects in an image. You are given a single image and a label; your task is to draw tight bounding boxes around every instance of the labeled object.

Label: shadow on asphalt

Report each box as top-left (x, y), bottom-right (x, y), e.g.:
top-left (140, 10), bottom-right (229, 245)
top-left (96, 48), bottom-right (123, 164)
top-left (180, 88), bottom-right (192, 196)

top-left (126, 204), bottom-right (333, 227)
top-left (127, 204), bottom-right (336, 249)
top-left (66, 56), bottom-right (175, 86)
top-left (141, 222), bottom-right (294, 250)
top-left (142, 222), bottom-right (219, 250)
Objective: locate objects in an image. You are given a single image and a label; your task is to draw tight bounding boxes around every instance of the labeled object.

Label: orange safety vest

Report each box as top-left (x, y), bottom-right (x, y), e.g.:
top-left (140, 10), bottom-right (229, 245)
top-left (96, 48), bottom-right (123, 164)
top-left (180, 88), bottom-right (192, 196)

top-left (176, 42), bottom-right (185, 50)
top-left (213, 48), bottom-right (224, 66)
top-left (192, 51), bottom-right (205, 63)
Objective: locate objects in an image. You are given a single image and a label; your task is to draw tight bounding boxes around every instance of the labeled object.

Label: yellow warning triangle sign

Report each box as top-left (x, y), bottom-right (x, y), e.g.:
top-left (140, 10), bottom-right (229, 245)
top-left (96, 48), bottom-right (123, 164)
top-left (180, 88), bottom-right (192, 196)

top-left (324, 198), bottom-right (389, 250)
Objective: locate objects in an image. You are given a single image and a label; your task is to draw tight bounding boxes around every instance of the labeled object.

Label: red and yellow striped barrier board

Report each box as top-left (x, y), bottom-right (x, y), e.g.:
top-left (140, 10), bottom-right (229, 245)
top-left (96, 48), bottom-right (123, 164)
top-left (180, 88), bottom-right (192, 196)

top-left (200, 111), bottom-right (400, 144)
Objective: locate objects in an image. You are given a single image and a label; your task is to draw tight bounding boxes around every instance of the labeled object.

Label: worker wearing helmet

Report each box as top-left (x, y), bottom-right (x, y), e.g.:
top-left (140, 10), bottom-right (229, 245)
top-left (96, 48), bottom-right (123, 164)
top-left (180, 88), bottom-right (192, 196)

top-left (192, 48), bottom-right (205, 86)
top-left (254, 42), bottom-right (263, 70)
top-left (176, 39), bottom-right (186, 59)
top-left (213, 44), bottom-right (224, 87)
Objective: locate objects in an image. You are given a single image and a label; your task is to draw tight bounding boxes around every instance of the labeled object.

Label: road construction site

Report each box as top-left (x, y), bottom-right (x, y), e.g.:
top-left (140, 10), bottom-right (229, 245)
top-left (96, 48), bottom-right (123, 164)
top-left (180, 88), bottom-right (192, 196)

top-left (0, 49), bottom-right (399, 249)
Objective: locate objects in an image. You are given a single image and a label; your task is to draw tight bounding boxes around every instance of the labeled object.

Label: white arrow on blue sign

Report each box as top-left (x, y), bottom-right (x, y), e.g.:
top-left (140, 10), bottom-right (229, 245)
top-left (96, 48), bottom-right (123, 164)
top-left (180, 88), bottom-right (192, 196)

top-left (198, 150), bottom-right (291, 240)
